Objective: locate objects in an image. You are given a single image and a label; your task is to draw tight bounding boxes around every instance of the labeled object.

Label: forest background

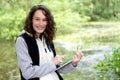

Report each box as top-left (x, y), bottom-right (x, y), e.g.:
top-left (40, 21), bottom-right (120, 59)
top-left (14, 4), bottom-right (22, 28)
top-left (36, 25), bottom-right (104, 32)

top-left (0, 0), bottom-right (120, 80)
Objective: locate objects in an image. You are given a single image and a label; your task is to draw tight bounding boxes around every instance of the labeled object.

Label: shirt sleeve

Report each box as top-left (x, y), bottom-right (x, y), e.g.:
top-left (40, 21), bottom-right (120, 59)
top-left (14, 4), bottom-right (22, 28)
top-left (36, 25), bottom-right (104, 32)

top-left (15, 37), bottom-right (57, 79)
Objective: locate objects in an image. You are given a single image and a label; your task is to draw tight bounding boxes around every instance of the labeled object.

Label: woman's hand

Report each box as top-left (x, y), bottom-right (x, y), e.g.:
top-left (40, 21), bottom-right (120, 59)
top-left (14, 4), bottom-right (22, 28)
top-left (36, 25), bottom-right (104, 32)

top-left (53, 55), bottom-right (64, 65)
top-left (72, 50), bottom-right (83, 67)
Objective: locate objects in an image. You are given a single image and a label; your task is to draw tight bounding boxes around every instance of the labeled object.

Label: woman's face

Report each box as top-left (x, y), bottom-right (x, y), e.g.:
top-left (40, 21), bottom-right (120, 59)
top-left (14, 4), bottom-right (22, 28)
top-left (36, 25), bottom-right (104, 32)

top-left (32, 10), bottom-right (47, 36)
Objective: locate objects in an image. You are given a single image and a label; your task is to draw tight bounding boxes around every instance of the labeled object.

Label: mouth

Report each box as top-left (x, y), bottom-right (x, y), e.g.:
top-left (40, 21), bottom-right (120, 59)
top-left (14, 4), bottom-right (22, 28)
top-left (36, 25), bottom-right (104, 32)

top-left (37, 26), bottom-right (45, 30)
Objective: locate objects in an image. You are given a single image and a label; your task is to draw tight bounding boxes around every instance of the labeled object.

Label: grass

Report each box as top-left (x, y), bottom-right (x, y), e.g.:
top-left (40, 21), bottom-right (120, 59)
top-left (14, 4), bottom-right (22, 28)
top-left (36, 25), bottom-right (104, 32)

top-left (0, 40), bottom-right (19, 80)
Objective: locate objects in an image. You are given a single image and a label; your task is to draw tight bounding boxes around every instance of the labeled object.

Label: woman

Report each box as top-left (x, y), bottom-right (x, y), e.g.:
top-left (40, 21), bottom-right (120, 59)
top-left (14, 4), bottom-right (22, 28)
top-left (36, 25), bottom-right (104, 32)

top-left (15, 4), bottom-right (83, 80)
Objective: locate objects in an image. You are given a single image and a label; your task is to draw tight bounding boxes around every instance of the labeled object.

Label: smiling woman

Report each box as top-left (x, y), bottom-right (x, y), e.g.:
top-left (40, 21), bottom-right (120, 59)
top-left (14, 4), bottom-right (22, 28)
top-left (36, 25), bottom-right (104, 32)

top-left (24, 5), bottom-right (56, 42)
top-left (15, 4), bottom-right (83, 80)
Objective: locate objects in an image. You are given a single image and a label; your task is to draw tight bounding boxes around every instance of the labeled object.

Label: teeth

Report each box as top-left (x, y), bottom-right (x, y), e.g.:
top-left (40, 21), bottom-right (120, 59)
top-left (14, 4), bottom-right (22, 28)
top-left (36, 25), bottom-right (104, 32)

top-left (38, 27), bottom-right (44, 30)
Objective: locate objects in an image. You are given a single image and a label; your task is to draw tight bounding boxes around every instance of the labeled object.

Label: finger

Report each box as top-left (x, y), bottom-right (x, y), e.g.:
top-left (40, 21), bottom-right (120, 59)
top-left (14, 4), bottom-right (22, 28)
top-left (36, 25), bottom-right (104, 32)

top-left (59, 59), bottom-right (62, 63)
top-left (56, 55), bottom-right (64, 59)
top-left (76, 51), bottom-right (82, 59)
top-left (73, 55), bottom-right (78, 61)
top-left (78, 51), bottom-right (83, 58)
top-left (74, 53), bottom-right (82, 61)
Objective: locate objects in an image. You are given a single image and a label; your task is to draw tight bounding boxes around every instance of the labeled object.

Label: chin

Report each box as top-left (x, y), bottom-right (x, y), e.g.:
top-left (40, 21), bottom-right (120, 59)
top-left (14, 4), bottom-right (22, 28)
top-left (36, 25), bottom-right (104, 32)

top-left (36, 29), bottom-right (45, 34)
top-left (38, 31), bottom-right (44, 34)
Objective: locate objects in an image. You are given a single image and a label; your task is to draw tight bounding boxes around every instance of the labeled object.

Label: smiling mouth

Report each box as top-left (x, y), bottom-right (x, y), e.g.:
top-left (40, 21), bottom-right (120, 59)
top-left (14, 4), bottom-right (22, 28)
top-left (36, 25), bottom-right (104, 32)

top-left (37, 26), bottom-right (44, 30)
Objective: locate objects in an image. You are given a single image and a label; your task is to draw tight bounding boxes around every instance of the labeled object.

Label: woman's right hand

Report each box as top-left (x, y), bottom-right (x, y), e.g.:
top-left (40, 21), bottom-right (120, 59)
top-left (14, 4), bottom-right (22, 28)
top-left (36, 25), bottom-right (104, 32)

top-left (53, 55), bottom-right (64, 65)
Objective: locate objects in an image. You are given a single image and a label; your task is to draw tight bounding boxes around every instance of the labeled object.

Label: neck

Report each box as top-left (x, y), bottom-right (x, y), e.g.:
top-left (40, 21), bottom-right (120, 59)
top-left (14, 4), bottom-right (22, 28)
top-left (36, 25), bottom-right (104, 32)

top-left (35, 33), bottom-right (41, 38)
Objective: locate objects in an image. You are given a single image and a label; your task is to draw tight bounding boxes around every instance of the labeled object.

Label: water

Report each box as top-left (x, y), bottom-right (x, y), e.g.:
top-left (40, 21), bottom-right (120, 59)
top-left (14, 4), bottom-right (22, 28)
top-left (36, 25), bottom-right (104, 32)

top-left (8, 42), bottom-right (116, 80)
top-left (77, 47), bottom-right (113, 77)
top-left (55, 41), bottom-right (117, 80)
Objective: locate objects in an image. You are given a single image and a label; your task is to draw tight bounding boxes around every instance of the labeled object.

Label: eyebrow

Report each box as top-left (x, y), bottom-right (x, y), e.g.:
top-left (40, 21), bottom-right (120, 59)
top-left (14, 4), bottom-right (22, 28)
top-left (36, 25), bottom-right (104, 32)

top-left (33, 16), bottom-right (46, 19)
top-left (33, 17), bottom-right (40, 18)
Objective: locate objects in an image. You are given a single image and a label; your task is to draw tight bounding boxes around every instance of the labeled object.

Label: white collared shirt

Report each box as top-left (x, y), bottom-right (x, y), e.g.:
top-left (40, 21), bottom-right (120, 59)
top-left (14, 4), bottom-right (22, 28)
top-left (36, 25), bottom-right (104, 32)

top-left (36, 37), bottom-right (59, 80)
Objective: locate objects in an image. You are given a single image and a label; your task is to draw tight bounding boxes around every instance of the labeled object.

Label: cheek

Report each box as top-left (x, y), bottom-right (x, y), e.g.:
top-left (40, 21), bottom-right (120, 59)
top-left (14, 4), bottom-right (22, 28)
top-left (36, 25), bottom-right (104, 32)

top-left (32, 20), bottom-right (36, 25)
top-left (32, 21), bottom-right (36, 29)
top-left (45, 22), bottom-right (48, 26)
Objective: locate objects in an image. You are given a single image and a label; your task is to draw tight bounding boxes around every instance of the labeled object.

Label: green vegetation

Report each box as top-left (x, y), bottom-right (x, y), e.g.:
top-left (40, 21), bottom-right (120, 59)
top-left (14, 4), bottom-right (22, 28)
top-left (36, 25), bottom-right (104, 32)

top-left (0, 40), bottom-right (18, 79)
top-left (54, 22), bottom-right (120, 80)
top-left (94, 48), bottom-right (120, 80)
top-left (0, 0), bottom-right (120, 41)
top-left (0, 0), bottom-right (120, 80)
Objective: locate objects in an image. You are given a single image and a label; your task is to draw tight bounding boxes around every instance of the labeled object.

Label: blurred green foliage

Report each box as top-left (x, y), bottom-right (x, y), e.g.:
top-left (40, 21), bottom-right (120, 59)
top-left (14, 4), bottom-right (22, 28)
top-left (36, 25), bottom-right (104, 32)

top-left (0, 40), bottom-right (18, 79)
top-left (0, 0), bottom-right (120, 41)
top-left (94, 48), bottom-right (120, 80)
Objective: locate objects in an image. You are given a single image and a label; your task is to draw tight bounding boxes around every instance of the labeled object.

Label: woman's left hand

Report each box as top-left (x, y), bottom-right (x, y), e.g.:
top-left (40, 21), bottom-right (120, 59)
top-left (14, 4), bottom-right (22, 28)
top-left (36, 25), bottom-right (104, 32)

top-left (72, 50), bottom-right (83, 67)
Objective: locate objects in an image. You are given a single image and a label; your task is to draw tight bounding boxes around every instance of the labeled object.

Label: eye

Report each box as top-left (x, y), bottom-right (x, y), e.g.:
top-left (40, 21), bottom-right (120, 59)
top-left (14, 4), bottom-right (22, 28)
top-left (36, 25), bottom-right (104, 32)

top-left (33, 17), bottom-right (40, 21)
top-left (35, 18), bottom-right (40, 21)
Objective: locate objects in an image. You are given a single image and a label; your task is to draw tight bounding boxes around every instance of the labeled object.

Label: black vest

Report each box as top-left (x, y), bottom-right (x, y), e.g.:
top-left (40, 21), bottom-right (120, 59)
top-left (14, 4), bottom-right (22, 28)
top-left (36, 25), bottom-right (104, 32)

top-left (20, 33), bottom-right (63, 80)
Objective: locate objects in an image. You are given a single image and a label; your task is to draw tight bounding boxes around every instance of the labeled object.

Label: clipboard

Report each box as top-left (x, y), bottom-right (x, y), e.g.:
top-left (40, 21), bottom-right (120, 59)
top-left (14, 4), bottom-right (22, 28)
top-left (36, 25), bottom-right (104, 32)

top-left (56, 59), bottom-right (73, 70)
top-left (55, 48), bottom-right (105, 70)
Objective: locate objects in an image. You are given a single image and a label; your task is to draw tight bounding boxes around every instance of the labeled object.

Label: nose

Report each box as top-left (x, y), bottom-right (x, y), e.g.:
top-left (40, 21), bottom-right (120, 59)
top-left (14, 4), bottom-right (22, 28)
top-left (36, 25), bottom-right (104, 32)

top-left (39, 20), bottom-right (43, 25)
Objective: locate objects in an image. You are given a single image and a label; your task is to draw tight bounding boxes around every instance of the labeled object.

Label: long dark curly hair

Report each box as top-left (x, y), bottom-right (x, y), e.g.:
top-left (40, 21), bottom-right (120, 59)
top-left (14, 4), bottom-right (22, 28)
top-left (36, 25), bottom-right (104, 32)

top-left (24, 5), bottom-right (56, 43)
